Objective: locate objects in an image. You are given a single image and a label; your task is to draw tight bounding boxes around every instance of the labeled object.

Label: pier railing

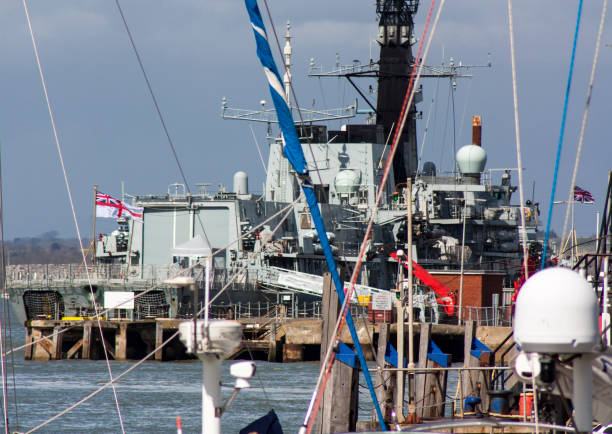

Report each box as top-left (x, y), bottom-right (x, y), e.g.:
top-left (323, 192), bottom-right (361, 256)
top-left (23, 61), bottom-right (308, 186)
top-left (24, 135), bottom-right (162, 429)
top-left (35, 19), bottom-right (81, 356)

top-left (207, 302), bottom-right (369, 320)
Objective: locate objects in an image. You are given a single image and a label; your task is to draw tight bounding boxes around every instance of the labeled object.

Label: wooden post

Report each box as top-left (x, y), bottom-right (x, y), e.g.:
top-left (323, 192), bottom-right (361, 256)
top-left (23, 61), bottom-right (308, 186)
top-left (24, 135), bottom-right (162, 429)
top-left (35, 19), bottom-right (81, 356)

top-left (82, 323), bottom-right (92, 360)
top-left (66, 339), bottom-right (84, 359)
top-left (155, 321), bottom-right (164, 361)
top-left (115, 323), bottom-right (128, 361)
top-left (267, 319), bottom-right (277, 362)
top-left (316, 271), bottom-right (359, 433)
top-left (461, 320), bottom-right (491, 413)
top-left (395, 302), bottom-right (405, 421)
top-left (405, 177), bottom-right (416, 416)
top-left (52, 326), bottom-right (63, 360)
top-left (282, 344), bottom-right (303, 362)
top-left (25, 326), bottom-right (33, 360)
top-left (415, 323), bottom-right (447, 419)
top-left (31, 328), bottom-right (52, 361)
top-left (374, 323), bottom-right (394, 423)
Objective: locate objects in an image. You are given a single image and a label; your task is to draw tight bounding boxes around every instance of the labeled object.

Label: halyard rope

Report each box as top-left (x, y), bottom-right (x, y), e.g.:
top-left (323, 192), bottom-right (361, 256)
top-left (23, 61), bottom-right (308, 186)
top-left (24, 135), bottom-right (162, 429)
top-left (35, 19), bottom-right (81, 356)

top-left (507, 0), bottom-right (530, 280)
top-left (21, 197), bottom-right (299, 432)
top-left (541, 0), bottom-right (584, 269)
top-left (560, 0), bottom-right (608, 244)
top-left (4, 197), bottom-right (299, 357)
top-left (302, 1), bottom-right (447, 431)
top-left (22, 2), bottom-right (125, 431)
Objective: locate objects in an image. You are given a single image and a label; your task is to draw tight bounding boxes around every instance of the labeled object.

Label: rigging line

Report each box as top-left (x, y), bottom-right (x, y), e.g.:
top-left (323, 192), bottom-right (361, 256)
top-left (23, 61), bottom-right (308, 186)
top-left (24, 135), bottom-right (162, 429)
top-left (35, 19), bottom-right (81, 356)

top-left (0, 141), bottom-right (12, 433)
top-left (377, 122), bottom-right (397, 170)
top-left (303, 1), bottom-right (446, 430)
top-left (541, 0), bottom-right (584, 270)
top-left (240, 335), bottom-right (271, 406)
top-left (417, 74), bottom-right (440, 174)
top-left (456, 79), bottom-right (473, 144)
top-left (206, 197), bottom-right (298, 308)
top-left (0, 306), bottom-right (6, 432)
top-left (249, 124), bottom-right (268, 175)
top-left (317, 77), bottom-right (328, 109)
top-left (25, 329), bottom-right (180, 434)
top-left (112, 0), bottom-right (211, 245)
top-left (3, 198), bottom-right (301, 358)
top-left (261, 0), bottom-right (324, 187)
top-left (450, 78), bottom-right (457, 173)
top-left (438, 82), bottom-right (452, 171)
top-left (507, 0), bottom-right (530, 280)
top-left (25, 198), bottom-right (292, 432)
top-left (21, 2), bottom-right (125, 432)
top-left (560, 0), bottom-right (608, 244)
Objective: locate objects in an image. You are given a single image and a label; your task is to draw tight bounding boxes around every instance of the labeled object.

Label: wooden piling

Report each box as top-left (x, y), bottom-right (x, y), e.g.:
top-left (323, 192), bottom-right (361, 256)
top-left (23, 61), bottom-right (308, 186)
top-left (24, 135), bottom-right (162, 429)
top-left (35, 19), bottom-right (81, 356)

top-left (155, 321), bottom-right (163, 361)
top-left (52, 326), bottom-right (63, 360)
top-left (115, 323), bottom-right (127, 361)
top-left (461, 320), bottom-right (491, 413)
top-left (316, 271), bottom-right (359, 433)
top-left (267, 319), bottom-right (277, 362)
top-left (415, 323), bottom-right (447, 419)
top-left (82, 323), bottom-right (92, 360)
top-left (374, 323), bottom-right (394, 423)
top-left (282, 343), bottom-right (303, 362)
top-left (24, 327), bottom-right (33, 360)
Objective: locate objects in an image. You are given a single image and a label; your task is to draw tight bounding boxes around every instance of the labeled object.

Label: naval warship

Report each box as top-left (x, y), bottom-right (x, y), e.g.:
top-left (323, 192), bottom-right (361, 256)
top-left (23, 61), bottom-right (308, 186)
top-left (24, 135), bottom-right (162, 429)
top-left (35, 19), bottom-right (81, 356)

top-left (8, 0), bottom-right (540, 324)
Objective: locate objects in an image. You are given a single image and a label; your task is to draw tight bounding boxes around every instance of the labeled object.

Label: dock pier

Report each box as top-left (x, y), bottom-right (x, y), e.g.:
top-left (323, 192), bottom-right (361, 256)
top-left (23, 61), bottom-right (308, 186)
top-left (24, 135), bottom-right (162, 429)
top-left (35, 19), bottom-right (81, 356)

top-left (23, 315), bottom-right (513, 363)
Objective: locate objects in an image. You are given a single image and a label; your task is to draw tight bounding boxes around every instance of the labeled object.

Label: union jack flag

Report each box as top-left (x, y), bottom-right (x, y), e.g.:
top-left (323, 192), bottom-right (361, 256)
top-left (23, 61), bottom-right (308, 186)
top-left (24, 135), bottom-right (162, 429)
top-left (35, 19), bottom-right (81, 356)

top-left (96, 191), bottom-right (143, 222)
top-left (573, 185), bottom-right (595, 204)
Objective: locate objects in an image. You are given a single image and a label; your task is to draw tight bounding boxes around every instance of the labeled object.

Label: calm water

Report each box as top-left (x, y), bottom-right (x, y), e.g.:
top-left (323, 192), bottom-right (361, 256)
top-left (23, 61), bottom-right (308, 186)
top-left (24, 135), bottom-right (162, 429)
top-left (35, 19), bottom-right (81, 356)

top-left (1, 321), bottom-right (322, 433)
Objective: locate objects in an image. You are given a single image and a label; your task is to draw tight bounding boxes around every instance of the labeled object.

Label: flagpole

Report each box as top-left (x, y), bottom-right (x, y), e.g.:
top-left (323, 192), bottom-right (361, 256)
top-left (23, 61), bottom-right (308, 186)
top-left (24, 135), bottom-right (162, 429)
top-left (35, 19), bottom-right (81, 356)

top-left (92, 184), bottom-right (98, 266)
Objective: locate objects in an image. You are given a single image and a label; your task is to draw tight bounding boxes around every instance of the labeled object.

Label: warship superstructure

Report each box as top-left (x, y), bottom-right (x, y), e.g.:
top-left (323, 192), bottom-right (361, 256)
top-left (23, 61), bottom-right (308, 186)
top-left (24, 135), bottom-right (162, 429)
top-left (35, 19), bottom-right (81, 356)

top-left (9, 0), bottom-right (540, 323)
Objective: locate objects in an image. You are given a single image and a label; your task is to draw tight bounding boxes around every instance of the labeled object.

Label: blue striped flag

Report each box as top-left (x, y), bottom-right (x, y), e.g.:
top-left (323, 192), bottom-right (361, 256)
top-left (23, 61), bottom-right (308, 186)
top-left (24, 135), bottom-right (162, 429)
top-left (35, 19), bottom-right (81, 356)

top-left (244, 0), bottom-right (307, 174)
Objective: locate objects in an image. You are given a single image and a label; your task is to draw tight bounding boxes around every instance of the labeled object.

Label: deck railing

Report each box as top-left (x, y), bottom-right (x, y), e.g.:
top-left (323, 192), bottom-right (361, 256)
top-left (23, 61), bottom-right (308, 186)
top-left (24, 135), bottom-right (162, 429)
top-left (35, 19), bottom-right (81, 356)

top-left (4, 264), bottom-right (238, 287)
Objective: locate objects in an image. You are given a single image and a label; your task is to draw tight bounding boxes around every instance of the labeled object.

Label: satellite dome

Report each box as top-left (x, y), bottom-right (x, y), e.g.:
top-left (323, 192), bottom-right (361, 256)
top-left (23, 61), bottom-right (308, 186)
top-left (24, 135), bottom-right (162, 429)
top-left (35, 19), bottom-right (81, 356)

top-left (514, 267), bottom-right (598, 354)
top-left (334, 169), bottom-right (361, 195)
top-left (233, 171), bottom-right (248, 195)
top-left (456, 145), bottom-right (487, 175)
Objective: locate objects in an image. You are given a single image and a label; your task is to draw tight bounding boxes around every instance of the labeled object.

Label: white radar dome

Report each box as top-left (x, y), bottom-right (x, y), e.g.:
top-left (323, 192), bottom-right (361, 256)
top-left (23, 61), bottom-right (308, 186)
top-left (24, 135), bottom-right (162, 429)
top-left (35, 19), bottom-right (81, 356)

top-left (514, 268), bottom-right (598, 354)
top-left (233, 171), bottom-right (248, 195)
top-left (456, 145), bottom-right (487, 175)
top-left (334, 169), bottom-right (361, 195)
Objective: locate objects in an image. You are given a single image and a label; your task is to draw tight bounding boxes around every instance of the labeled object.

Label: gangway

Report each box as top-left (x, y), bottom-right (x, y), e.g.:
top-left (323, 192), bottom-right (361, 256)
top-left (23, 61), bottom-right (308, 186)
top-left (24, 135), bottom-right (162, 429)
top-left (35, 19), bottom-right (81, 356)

top-left (257, 266), bottom-right (387, 302)
top-left (258, 266), bottom-right (445, 323)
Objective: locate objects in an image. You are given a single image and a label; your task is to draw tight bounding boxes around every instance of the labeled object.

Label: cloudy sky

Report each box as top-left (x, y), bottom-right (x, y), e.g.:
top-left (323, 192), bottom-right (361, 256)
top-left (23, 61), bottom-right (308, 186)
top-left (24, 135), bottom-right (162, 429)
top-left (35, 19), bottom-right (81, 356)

top-left (0, 0), bottom-right (609, 241)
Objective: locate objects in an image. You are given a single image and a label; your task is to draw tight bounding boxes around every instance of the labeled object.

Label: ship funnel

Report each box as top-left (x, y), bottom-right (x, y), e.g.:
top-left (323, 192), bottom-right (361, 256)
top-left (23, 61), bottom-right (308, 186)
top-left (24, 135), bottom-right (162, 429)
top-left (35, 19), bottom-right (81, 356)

top-left (472, 115), bottom-right (482, 146)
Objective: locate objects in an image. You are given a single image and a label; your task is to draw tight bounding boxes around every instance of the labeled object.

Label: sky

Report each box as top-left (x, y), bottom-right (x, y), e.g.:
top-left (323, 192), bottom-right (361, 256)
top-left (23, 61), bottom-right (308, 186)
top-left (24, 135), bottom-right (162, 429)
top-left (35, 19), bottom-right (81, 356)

top-left (0, 0), bottom-right (610, 242)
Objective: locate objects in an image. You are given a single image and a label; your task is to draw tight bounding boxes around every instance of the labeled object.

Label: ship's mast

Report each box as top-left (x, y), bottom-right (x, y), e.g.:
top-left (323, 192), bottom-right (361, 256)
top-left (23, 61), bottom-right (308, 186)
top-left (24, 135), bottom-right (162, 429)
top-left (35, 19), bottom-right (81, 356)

top-left (283, 21), bottom-right (292, 105)
top-left (376, 0), bottom-right (420, 183)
